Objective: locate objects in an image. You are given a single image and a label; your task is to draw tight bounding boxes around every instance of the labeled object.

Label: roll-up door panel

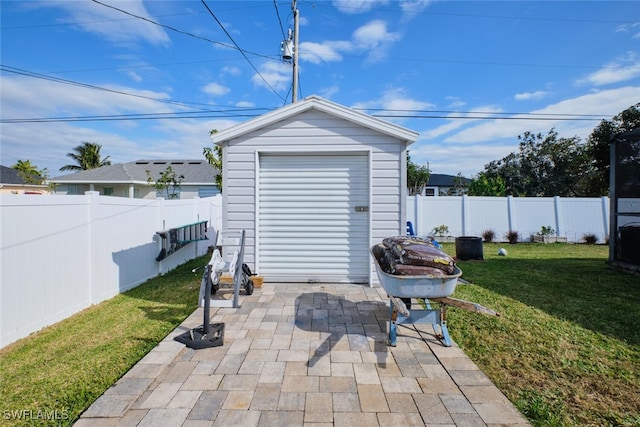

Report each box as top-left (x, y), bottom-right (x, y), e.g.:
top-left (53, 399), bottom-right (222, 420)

top-left (258, 153), bottom-right (369, 283)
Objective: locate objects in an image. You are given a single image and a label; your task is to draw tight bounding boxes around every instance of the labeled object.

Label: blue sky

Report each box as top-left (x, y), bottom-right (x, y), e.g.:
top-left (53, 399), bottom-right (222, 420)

top-left (1, 0), bottom-right (639, 178)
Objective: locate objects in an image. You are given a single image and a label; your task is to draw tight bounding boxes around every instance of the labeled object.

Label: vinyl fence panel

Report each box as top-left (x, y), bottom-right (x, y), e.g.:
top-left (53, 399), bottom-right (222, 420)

top-left (408, 195), bottom-right (609, 243)
top-left (1, 193), bottom-right (222, 348)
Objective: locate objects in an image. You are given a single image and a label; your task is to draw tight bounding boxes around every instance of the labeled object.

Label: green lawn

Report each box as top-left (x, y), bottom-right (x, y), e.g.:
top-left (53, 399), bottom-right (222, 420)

top-left (0, 257), bottom-right (205, 426)
top-left (0, 244), bottom-right (638, 426)
top-left (440, 242), bottom-right (640, 426)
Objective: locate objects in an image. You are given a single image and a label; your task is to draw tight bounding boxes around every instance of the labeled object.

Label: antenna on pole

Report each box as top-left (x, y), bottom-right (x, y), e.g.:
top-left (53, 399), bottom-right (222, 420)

top-left (280, 1), bottom-right (299, 103)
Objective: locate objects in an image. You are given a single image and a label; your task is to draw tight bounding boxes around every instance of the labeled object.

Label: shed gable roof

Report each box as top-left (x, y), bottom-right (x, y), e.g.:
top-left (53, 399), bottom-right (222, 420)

top-left (210, 95), bottom-right (419, 144)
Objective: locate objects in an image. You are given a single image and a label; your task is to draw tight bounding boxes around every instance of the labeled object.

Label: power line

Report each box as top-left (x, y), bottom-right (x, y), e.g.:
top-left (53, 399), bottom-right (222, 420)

top-left (199, 0), bottom-right (286, 102)
top-left (1, 64), bottom-right (231, 111)
top-left (361, 108), bottom-right (606, 118)
top-left (1, 109), bottom-right (611, 125)
top-left (89, 0), bottom-right (273, 61)
top-left (273, 0), bottom-right (287, 41)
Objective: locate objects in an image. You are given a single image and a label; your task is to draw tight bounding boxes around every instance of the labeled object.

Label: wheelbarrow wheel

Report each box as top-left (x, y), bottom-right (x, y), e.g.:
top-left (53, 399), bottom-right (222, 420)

top-left (245, 279), bottom-right (254, 296)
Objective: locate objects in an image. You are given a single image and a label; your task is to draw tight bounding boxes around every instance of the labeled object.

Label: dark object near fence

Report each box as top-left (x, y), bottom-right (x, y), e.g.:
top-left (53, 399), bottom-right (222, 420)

top-left (455, 236), bottom-right (484, 261)
top-left (619, 224), bottom-right (640, 265)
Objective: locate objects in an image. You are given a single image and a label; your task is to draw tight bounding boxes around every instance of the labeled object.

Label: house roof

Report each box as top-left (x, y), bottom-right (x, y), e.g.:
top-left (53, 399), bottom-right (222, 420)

top-left (51, 160), bottom-right (218, 184)
top-left (427, 174), bottom-right (471, 187)
top-left (210, 95), bottom-right (420, 145)
top-left (0, 165), bottom-right (25, 184)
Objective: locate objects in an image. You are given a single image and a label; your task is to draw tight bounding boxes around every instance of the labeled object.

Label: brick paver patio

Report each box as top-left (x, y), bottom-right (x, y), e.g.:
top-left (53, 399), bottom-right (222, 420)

top-left (75, 283), bottom-right (530, 426)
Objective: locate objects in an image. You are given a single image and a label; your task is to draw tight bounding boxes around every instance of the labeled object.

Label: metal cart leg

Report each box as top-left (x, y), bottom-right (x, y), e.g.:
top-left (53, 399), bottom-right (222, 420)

top-left (388, 297), bottom-right (453, 347)
top-left (389, 303), bottom-right (398, 346)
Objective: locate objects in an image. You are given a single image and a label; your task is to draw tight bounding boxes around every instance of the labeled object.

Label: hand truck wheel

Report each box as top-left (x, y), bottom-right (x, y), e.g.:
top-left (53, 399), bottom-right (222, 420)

top-left (244, 279), bottom-right (254, 296)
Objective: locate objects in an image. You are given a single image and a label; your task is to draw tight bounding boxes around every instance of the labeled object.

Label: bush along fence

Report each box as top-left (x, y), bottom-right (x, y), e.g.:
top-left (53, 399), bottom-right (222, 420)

top-left (407, 195), bottom-right (610, 244)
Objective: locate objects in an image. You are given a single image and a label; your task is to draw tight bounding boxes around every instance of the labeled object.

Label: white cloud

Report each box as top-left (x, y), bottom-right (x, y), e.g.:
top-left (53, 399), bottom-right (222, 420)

top-left (332, 0), bottom-right (389, 14)
top-left (0, 74), bottom-right (201, 173)
top-left (39, 0), bottom-right (170, 46)
top-left (352, 87), bottom-right (433, 120)
top-left (445, 86), bottom-right (640, 144)
top-left (299, 42), bottom-right (344, 64)
top-left (421, 106), bottom-right (504, 140)
top-left (299, 20), bottom-right (400, 65)
top-left (399, 0), bottom-right (434, 16)
top-left (514, 90), bottom-right (551, 101)
top-left (251, 62), bottom-right (291, 92)
top-left (409, 140), bottom-right (516, 178)
top-left (235, 101), bottom-right (255, 108)
top-left (221, 66), bottom-right (241, 76)
top-left (318, 84), bottom-right (340, 99)
top-left (616, 22), bottom-right (640, 39)
top-left (202, 82), bottom-right (230, 97)
top-left (127, 71), bottom-right (143, 83)
top-left (445, 97), bottom-right (466, 109)
top-left (578, 52), bottom-right (640, 86)
top-left (333, 0), bottom-right (433, 17)
top-left (353, 20), bottom-right (400, 62)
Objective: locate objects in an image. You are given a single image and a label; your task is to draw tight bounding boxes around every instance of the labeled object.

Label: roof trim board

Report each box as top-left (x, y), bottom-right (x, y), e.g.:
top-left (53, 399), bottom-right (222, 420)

top-left (210, 95), bottom-right (419, 144)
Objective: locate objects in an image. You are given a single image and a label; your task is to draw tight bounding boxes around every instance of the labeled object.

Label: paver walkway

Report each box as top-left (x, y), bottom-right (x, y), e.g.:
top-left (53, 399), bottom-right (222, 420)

top-left (76, 283), bottom-right (530, 426)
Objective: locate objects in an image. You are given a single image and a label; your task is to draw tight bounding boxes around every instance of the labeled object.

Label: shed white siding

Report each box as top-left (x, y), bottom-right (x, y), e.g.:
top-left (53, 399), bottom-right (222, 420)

top-left (216, 97), bottom-right (416, 284)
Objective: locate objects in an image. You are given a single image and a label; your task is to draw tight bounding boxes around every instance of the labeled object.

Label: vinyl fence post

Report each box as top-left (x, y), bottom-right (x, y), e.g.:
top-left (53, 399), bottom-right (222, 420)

top-left (415, 194), bottom-right (422, 236)
top-left (601, 196), bottom-right (610, 242)
top-left (507, 195), bottom-right (515, 233)
top-left (461, 195), bottom-right (469, 236)
top-left (554, 196), bottom-right (563, 237)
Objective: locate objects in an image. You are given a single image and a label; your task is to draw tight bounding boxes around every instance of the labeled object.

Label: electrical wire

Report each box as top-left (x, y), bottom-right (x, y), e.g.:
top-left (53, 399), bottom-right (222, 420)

top-left (199, 0), bottom-right (286, 102)
top-left (90, 0), bottom-right (273, 61)
top-left (273, 0), bottom-right (287, 41)
top-left (1, 109), bottom-right (610, 124)
top-left (0, 64), bottom-right (219, 111)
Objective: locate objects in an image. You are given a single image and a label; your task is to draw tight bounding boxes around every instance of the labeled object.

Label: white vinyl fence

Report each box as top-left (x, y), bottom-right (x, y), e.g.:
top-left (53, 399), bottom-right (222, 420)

top-left (1, 193), bottom-right (610, 348)
top-left (407, 195), bottom-right (610, 243)
top-left (0, 192), bottom-right (222, 348)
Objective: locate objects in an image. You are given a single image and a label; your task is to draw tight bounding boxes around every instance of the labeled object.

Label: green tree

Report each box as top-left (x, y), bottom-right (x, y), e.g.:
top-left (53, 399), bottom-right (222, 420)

top-left (584, 103), bottom-right (640, 196)
top-left (12, 160), bottom-right (48, 185)
top-left (407, 151), bottom-right (430, 195)
top-left (203, 129), bottom-right (222, 190)
top-left (59, 142), bottom-right (111, 172)
top-left (446, 172), bottom-right (469, 196)
top-left (479, 129), bottom-right (588, 197)
top-left (146, 166), bottom-right (184, 199)
top-left (468, 172), bottom-right (506, 196)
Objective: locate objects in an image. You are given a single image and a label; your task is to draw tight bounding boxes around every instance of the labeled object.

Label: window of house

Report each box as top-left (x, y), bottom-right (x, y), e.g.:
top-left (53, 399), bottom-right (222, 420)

top-left (103, 187), bottom-right (114, 196)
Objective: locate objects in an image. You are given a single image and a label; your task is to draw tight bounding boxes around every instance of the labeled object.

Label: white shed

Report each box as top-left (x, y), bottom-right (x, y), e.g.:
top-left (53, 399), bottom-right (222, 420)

top-left (211, 96), bottom-right (418, 284)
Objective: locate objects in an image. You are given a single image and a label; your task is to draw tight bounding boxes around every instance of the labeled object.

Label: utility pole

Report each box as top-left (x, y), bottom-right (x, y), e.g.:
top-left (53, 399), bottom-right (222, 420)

top-left (291, 0), bottom-right (299, 103)
top-left (280, 0), bottom-right (299, 103)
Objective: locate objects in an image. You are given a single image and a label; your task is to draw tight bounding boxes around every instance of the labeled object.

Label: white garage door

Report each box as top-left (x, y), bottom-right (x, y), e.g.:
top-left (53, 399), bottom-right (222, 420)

top-left (258, 152), bottom-right (370, 283)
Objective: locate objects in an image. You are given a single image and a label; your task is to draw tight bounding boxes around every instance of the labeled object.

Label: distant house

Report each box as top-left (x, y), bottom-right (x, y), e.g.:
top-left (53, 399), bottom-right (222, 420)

top-left (50, 160), bottom-right (219, 199)
top-left (424, 173), bottom-right (471, 196)
top-left (0, 165), bottom-right (49, 194)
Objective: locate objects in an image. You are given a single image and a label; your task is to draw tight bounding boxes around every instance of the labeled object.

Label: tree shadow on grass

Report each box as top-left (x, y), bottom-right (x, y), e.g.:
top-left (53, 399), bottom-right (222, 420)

top-left (294, 291), bottom-right (392, 368)
top-left (459, 257), bottom-right (640, 345)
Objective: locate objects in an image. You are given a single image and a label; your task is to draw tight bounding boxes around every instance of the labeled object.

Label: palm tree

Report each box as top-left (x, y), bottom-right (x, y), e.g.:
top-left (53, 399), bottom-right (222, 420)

top-left (12, 159), bottom-right (47, 184)
top-left (59, 142), bottom-right (111, 172)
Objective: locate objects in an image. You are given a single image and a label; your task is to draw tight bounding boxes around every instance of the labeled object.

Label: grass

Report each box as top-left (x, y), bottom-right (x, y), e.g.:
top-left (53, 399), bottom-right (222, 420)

top-left (0, 256), bottom-right (206, 426)
top-left (1, 245), bottom-right (639, 426)
top-left (439, 242), bottom-right (640, 426)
